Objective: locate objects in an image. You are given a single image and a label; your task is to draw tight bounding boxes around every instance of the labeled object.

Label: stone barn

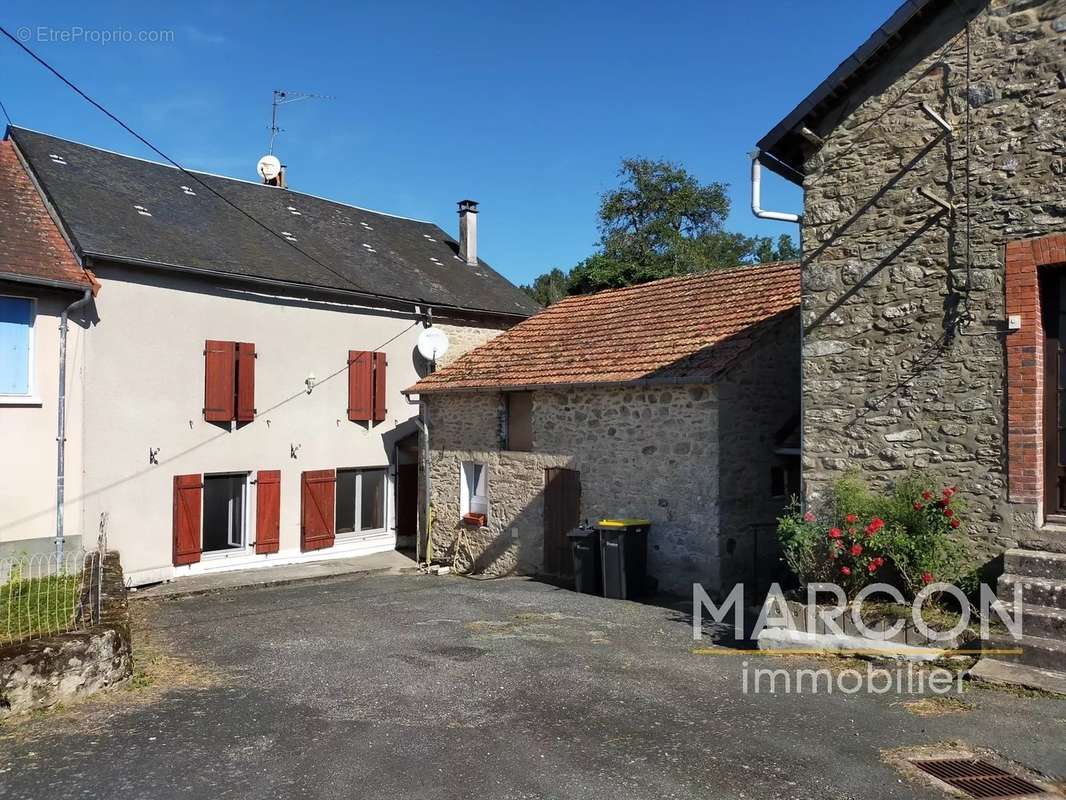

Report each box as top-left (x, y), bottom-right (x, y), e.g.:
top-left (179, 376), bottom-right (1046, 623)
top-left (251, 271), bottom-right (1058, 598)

top-left (405, 262), bottom-right (800, 596)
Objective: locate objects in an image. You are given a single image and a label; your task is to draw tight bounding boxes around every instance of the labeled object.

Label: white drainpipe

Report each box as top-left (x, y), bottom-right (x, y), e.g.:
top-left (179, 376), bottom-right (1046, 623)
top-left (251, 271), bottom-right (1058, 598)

top-left (750, 150), bottom-right (802, 223)
top-left (55, 287), bottom-right (93, 561)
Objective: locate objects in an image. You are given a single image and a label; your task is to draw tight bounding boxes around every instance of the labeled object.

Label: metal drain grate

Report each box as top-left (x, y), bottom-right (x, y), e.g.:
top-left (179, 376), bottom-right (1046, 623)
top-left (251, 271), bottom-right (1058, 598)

top-left (911, 759), bottom-right (1047, 798)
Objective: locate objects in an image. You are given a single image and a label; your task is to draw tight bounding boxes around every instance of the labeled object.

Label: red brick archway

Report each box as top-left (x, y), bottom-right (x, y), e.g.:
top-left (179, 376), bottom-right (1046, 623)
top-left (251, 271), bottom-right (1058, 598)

top-left (1006, 234), bottom-right (1066, 507)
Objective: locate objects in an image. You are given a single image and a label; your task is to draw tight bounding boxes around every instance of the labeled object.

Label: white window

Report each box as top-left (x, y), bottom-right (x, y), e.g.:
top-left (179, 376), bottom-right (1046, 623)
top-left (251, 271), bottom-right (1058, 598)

top-left (202, 473), bottom-right (248, 553)
top-left (336, 467), bottom-right (388, 535)
top-left (461, 462), bottom-right (489, 519)
top-left (0, 296), bottom-right (35, 397)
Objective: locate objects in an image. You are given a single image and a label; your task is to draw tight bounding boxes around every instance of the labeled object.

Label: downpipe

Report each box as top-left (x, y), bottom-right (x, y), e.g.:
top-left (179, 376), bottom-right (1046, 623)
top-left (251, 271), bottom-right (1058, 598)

top-left (56, 288), bottom-right (92, 561)
top-left (750, 150), bottom-right (802, 224)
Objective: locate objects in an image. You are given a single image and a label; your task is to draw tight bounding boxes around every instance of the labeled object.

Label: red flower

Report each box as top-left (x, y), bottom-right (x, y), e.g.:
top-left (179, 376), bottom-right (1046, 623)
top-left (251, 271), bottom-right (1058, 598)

top-left (864, 518), bottom-right (884, 537)
top-left (832, 539), bottom-right (844, 550)
top-left (913, 501), bottom-right (924, 511)
top-left (943, 487), bottom-right (956, 499)
top-left (921, 572), bottom-right (934, 585)
top-left (850, 543), bottom-right (863, 557)
top-left (829, 527), bottom-right (843, 539)
top-left (803, 511), bottom-right (815, 523)
top-left (922, 490), bottom-right (933, 501)
top-left (868, 562), bottom-right (878, 574)
top-left (950, 518), bottom-right (961, 529)
top-left (845, 514), bottom-right (858, 524)
top-left (841, 566), bottom-right (851, 576)
top-left (944, 508), bottom-right (954, 518)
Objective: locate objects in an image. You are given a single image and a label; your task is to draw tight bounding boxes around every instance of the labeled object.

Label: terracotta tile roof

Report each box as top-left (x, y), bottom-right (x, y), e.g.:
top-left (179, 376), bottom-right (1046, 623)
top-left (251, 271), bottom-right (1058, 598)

top-left (0, 138), bottom-right (91, 288)
top-left (409, 261), bottom-right (800, 393)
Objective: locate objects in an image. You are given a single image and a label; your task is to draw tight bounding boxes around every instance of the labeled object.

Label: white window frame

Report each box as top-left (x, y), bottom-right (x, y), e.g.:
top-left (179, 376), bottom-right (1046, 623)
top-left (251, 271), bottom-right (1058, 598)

top-left (336, 467), bottom-right (389, 538)
top-left (0, 295), bottom-right (37, 403)
top-left (201, 472), bottom-right (250, 557)
top-left (460, 462), bottom-right (489, 518)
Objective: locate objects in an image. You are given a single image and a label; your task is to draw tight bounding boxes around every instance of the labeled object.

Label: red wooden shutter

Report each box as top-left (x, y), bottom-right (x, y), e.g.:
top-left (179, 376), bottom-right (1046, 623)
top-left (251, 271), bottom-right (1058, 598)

top-left (173, 474), bottom-right (203, 566)
top-left (301, 469), bottom-right (336, 551)
top-left (372, 351), bottom-right (387, 423)
top-left (204, 340), bottom-right (236, 422)
top-left (236, 342), bottom-right (256, 422)
top-left (348, 351), bottom-right (373, 421)
top-left (255, 469), bottom-right (281, 554)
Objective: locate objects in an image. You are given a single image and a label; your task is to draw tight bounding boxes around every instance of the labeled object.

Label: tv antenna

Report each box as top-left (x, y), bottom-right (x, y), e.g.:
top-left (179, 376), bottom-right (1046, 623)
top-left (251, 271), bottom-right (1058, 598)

top-left (268, 89), bottom-right (334, 154)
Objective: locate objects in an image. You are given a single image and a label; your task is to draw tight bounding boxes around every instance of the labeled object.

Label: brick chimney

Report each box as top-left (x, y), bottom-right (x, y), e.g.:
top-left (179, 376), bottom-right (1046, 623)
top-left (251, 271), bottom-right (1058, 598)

top-left (458, 200), bottom-right (478, 266)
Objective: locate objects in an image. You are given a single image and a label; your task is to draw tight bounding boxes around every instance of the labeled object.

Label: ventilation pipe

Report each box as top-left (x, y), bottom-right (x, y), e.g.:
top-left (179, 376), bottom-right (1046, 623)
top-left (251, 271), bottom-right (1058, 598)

top-left (750, 150), bottom-right (802, 223)
top-left (56, 287), bottom-right (93, 560)
top-left (458, 200), bottom-right (478, 265)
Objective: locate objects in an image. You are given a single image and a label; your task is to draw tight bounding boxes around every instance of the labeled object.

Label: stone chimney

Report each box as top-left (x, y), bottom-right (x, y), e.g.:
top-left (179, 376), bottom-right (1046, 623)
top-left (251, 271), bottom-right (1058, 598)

top-left (458, 200), bottom-right (478, 265)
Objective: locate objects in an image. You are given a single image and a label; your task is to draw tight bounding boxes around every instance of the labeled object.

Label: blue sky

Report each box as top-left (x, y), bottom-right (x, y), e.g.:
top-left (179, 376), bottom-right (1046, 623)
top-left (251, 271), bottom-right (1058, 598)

top-left (0, 1), bottom-right (899, 286)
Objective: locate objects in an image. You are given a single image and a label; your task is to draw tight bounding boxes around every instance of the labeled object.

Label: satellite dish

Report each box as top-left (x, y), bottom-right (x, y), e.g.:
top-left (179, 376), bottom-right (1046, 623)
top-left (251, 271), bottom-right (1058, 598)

top-left (257, 154), bottom-right (282, 181)
top-left (417, 327), bottom-right (450, 362)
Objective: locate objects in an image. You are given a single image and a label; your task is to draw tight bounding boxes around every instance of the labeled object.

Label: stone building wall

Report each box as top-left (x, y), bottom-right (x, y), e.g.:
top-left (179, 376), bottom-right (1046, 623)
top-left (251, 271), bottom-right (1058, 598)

top-left (435, 318), bottom-right (515, 367)
top-left (717, 313), bottom-right (803, 591)
top-left (798, 0), bottom-right (1066, 562)
top-left (424, 384), bottom-right (720, 594)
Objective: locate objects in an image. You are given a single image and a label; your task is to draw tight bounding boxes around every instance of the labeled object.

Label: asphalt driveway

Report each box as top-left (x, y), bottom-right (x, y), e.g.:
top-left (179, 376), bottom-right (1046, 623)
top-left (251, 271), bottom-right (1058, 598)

top-left (1, 573), bottom-right (1064, 800)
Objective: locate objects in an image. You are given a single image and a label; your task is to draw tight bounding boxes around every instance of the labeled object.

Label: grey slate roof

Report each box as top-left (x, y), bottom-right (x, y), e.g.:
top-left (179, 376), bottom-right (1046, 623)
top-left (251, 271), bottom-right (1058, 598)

top-left (9, 127), bottom-right (539, 317)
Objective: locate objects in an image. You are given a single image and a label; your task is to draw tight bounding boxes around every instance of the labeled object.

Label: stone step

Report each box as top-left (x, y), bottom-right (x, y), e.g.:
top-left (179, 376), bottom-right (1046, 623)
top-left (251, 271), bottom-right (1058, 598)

top-left (987, 633), bottom-right (1066, 671)
top-left (991, 601), bottom-right (1066, 640)
top-left (968, 658), bottom-right (1066, 696)
top-left (1004, 547), bottom-right (1066, 580)
top-left (998, 573), bottom-right (1066, 610)
top-left (1019, 527), bottom-right (1066, 554)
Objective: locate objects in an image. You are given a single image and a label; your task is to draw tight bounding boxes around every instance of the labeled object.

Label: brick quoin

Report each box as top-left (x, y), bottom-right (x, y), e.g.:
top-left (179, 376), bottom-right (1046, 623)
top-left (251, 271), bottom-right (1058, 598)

top-left (1006, 233), bottom-right (1066, 506)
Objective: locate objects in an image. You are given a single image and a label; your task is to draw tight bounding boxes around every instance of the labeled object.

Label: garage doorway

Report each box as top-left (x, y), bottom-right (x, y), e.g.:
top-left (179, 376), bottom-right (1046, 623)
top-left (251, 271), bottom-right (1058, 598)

top-left (202, 473), bottom-right (248, 554)
top-left (543, 467), bottom-right (580, 577)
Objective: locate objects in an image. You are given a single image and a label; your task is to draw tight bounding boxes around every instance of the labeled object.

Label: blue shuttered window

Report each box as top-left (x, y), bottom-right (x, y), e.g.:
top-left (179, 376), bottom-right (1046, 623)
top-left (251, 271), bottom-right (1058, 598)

top-left (0, 297), bottom-right (33, 396)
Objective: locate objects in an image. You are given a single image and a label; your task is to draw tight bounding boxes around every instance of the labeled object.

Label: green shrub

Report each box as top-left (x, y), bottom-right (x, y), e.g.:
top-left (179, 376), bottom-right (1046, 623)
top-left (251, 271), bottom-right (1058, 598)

top-left (776, 473), bottom-right (969, 599)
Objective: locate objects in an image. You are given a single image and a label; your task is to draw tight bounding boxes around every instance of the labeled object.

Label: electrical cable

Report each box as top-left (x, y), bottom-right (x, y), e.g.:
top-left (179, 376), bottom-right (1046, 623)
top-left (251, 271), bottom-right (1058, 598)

top-left (0, 24), bottom-right (403, 304)
top-left (0, 97), bottom-right (12, 126)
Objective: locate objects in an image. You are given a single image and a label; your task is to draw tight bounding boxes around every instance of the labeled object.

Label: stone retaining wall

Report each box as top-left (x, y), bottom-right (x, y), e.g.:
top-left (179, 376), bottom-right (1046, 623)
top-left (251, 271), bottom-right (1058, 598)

top-left (0, 552), bottom-right (132, 718)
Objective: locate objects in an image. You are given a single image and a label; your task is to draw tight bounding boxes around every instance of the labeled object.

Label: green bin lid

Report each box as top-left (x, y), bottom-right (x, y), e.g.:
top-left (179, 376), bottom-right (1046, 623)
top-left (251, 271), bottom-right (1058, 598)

top-left (597, 518), bottom-right (651, 528)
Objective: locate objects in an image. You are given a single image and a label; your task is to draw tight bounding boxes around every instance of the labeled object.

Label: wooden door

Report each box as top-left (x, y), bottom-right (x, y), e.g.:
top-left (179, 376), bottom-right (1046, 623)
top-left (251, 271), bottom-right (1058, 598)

top-left (543, 468), bottom-right (580, 576)
top-left (396, 463), bottom-right (418, 538)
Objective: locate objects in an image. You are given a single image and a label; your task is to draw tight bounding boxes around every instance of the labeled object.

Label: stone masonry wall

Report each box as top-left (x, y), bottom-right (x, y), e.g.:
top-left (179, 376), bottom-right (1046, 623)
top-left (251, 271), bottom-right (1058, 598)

top-left (799, 0), bottom-right (1066, 563)
top-left (0, 552), bottom-right (132, 718)
top-left (717, 313), bottom-right (803, 592)
top-left (425, 384), bottom-right (720, 594)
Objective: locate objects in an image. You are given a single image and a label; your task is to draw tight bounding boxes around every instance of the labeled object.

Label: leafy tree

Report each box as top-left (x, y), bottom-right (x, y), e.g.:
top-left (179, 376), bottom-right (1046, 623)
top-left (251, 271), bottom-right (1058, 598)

top-left (520, 268), bottom-right (568, 306)
top-left (751, 233), bottom-right (800, 264)
top-left (523, 157), bottom-right (800, 300)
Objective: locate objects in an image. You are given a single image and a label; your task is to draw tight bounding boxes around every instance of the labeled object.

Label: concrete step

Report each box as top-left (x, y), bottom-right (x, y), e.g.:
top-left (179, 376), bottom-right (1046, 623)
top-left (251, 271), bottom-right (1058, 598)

top-left (968, 657), bottom-right (1066, 696)
top-left (1021, 603), bottom-right (1066, 640)
top-left (998, 573), bottom-right (1066, 610)
top-left (987, 633), bottom-right (1066, 671)
top-left (1020, 526), bottom-right (1066, 553)
top-left (1004, 547), bottom-right (1066, 580)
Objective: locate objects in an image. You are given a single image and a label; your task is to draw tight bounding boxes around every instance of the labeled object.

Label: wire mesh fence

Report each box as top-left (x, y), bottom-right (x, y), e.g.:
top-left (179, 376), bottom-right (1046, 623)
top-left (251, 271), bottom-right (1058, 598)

top-left (0, 544), bottom-right (104, 646)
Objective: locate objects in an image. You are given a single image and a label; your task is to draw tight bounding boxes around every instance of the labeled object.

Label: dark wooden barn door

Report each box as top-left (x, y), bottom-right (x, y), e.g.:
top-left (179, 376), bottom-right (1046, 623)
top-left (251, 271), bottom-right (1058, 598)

top-left (396, 463), bottom-right (418, 539)
top-left (543, 468), bottom-right (580, 577)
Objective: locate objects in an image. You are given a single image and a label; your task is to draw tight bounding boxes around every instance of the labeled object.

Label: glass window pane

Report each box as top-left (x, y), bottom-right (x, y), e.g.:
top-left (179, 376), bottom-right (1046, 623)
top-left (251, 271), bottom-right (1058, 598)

top-left (360, 469), bottom-right (386, 531)
top-left (336, 470), bottom-right (357, 533)
top-left (0, 297), bottom-right (32, 395)
top-left (1060, 429), bottom-right (1066, 468)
